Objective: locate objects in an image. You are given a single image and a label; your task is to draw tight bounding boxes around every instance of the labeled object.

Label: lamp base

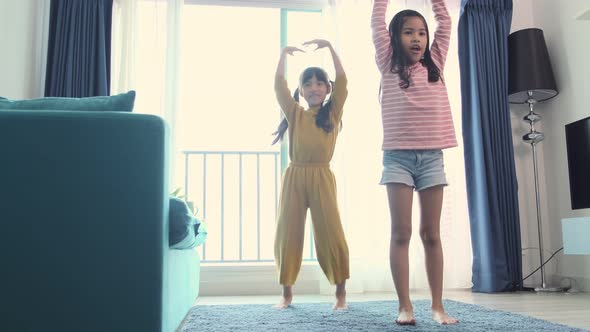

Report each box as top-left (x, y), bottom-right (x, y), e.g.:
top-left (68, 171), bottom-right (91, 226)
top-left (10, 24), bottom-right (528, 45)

top-left (534, 286), bottom-right (565, 292)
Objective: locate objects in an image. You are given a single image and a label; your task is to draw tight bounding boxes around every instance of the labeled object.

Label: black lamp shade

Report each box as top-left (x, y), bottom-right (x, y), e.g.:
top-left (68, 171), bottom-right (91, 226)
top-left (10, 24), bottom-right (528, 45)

top-left (508, 28), bottom-right (558, 104)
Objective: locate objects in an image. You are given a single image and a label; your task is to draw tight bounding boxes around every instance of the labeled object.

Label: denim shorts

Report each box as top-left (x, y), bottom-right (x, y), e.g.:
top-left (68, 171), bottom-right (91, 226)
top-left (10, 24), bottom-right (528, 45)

top-left (379, 149), bottom-right (447, 191)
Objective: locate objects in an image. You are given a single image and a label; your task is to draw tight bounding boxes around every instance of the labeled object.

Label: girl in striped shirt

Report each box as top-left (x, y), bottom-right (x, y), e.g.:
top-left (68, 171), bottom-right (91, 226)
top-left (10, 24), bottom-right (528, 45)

top-left (371, 0), bottom-right (459, 325)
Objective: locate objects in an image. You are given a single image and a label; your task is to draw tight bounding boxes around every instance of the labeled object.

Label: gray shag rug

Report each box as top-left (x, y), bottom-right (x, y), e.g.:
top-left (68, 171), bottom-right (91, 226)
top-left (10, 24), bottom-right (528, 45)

top-left (180, 299), bottom-right (588, 331)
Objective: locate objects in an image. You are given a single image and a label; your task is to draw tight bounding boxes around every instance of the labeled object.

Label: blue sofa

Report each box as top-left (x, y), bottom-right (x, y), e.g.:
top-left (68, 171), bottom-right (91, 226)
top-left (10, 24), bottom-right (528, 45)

top-left (0, 109), bottom-right (202, 332)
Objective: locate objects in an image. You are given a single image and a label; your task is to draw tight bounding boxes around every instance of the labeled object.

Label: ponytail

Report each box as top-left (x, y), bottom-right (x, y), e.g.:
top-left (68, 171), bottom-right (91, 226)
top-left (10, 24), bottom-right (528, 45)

top-left (271, 88), bottom-right (299, 145)
top-left (315, 81), bottom-right (335, 133)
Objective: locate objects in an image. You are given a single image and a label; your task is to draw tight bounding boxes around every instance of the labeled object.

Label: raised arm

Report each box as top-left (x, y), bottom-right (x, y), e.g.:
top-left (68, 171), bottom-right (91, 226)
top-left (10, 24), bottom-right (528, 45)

top-left (429, 0), bottom-right (451, 70)
top-left (371, 0), bottom-right (392, 74)
top-left (303, 39), bottom-right (345, 77)
top-left (274, 46), bottom-right (304, 120)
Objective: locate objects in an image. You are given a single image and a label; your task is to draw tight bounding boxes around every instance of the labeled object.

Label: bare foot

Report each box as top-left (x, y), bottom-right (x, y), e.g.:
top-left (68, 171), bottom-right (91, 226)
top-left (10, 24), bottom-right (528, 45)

top-left (333, 291), bottom-right (348, 310)
top-left (274, 297), bottom-right (292, 309)
top-left (333, 281), bottom-right (348, 310)
top-left (395, 307), bottom-right (416, 325)
top-left (274, 286), bottom-right (292, 309)
top-left (432, 309), bottom-right (459, 325)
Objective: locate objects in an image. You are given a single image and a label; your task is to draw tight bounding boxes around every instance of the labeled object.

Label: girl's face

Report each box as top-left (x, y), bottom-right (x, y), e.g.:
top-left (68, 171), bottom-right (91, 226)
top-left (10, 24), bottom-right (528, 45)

top-left (400, 16), bottom-right (427, 64)
top-left (300, 75), bottom-right (331, 108)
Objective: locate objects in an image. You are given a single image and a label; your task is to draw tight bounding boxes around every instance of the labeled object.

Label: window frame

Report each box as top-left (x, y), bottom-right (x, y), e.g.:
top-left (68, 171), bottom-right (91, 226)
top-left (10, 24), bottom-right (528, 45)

top-left (184, 0), bottom-right (326, 11)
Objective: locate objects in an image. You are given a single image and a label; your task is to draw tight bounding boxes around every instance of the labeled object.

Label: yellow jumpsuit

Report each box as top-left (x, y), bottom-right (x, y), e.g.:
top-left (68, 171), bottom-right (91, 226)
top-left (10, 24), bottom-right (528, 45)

top-left (274, 74), bottom-right (350, 286)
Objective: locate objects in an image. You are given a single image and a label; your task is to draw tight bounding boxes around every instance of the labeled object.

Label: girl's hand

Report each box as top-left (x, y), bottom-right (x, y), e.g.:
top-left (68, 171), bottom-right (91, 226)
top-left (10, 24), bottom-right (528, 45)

top-left (303, 39), bottom-right (332, 50)
top-left (276, 46), bottom-right (303, 78)
top-left (282, 46), bottom-right (305, 56)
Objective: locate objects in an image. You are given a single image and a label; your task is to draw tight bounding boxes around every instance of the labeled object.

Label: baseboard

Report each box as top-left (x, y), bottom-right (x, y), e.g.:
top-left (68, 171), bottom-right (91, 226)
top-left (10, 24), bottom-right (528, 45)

top-left (199, 263), bottom-right (322, 296)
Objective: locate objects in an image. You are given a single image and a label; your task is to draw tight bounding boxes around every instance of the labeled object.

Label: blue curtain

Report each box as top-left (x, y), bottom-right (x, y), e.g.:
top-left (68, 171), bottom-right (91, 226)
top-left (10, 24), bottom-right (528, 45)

top-left (458, 0), bottom-right (523, 292)
top-left (45, 0), bottom-right (113, 97)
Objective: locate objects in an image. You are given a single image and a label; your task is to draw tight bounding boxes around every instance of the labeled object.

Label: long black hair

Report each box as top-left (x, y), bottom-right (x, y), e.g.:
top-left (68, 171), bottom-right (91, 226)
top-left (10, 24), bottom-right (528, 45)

top-left (388, 10), bottom-right (441, 89)
top-left (272, 67), bottom-right (339, 145)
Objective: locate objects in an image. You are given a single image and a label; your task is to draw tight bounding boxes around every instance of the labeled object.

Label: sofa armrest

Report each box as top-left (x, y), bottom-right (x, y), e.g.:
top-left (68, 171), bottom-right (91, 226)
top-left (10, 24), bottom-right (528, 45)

top-left (0, 110), bottom-right (169, 332)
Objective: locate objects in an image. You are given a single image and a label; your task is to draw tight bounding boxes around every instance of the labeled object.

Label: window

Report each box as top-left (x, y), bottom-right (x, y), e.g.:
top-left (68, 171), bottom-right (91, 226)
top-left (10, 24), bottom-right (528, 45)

top-left (177, 5), bottom-right (324, 154)
top-left (178, 5), bottom-right (280, 153)
top-left (176, 4), bottom-right (322, 263)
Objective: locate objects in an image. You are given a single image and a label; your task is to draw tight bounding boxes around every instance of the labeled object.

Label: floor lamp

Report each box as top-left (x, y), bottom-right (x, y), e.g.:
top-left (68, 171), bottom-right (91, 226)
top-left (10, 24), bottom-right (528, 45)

top-left (507, 28), bottom-right (561, 292)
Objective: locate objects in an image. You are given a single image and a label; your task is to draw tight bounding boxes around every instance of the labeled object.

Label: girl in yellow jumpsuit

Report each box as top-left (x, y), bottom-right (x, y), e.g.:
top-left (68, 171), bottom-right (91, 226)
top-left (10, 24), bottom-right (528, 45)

top-left (272, 39), bottom-right (349, 310)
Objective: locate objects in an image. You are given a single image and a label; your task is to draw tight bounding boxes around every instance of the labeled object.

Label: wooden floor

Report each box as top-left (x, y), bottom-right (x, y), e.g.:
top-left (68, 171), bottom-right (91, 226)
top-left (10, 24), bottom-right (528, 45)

top-left (194, 289), bottom-right (590, 330)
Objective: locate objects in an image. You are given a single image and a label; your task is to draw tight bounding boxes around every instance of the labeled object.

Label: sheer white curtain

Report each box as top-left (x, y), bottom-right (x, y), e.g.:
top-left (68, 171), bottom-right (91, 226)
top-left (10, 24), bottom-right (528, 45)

top-left (111, 0), bottom-right (184, 186)
top-left (319, 0), bottom-right (472, 294)
top-left (31, 1), bottom-right (50, 98)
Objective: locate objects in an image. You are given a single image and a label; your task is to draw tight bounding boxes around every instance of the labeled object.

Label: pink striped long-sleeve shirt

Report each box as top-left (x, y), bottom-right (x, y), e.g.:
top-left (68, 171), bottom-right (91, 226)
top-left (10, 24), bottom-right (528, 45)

top-left (371, 0), bottom-right (457, 150)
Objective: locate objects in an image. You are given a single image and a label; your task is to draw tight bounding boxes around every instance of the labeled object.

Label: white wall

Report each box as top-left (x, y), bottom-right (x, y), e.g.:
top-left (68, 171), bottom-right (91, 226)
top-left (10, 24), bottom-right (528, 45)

top-left (511, 0), bottom-right (590, 291)
top-left (0, 0), bottom-right (46, 99)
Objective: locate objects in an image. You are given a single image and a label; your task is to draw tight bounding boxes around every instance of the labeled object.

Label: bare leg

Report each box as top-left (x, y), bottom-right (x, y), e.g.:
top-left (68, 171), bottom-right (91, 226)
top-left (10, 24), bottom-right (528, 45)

top-left (274, 285), bottom-right (293, 309)
top-left (333, 280), bottom-right (348, 310)
top-left (386, 184), bottom-right (416, 325)
top-left (418, 185), bottom-right (458, 325)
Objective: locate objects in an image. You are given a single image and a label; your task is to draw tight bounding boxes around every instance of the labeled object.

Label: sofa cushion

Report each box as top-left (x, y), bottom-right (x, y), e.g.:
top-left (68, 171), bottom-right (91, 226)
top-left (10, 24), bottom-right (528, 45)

top-left (0, 90), bottom-right (136, 112)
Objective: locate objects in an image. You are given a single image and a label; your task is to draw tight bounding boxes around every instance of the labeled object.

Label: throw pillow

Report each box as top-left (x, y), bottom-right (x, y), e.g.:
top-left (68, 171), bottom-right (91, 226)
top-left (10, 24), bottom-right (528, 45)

top-left (169, 196), bottom-right (207, 249)
top-left (169, 196), bottom-right (196, 248)
top-left (0, 90), bottom-right (135, 112)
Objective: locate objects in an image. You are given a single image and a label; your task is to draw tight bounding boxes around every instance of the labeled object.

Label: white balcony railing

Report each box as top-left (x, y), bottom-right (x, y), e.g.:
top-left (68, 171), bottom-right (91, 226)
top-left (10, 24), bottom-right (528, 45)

top-left (183, 150), bottom-right (317, 264)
